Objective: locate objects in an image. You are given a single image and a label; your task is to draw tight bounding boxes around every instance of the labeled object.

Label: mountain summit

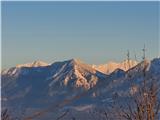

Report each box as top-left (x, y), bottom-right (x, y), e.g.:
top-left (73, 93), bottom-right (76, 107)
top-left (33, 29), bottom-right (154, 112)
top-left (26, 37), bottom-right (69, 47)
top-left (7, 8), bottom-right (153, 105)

top-left (93, 60), bottom-right (138, 74)
top-left (16, 60), bottom-right (49, 68)
top-left (47, 59), bottom-right (107, 90)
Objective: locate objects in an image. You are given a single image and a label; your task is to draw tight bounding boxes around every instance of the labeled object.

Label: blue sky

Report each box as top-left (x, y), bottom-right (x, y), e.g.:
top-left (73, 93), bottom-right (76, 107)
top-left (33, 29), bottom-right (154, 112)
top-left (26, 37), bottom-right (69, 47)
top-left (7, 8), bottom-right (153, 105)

top-left (2, 1), bottom-right (159, 69)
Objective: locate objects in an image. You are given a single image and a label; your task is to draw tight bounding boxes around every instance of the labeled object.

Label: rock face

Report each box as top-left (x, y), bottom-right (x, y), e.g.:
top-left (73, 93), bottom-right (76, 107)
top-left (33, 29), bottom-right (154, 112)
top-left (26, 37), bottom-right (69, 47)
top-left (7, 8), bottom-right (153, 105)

top-left (1, 58), bottom-right (160, 120)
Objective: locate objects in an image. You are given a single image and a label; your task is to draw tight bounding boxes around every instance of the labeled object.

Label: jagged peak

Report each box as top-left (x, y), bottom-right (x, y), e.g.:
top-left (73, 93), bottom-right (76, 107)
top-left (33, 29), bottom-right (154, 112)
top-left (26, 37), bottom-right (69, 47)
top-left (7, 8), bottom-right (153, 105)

top-left (65, 58), bottom-right (87, 68)
top-left (95, 59), bottom-right (138, 66)
top-left (68, 58), bottom-right (83, 64)
top-left (107, 61), bottom-right (118, 65)
top-left (122, 59), bottom-right (137, 63)
top-left (93, 59), bottom-right (138, 74)
top-left (16, 60), bottom-right (49, 68)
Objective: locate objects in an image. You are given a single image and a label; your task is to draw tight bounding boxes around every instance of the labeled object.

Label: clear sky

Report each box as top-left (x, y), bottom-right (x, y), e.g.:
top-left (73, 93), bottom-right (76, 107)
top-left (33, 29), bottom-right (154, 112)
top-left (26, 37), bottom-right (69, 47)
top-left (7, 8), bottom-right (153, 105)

top-left (2, 1), bottom-right (159, 69)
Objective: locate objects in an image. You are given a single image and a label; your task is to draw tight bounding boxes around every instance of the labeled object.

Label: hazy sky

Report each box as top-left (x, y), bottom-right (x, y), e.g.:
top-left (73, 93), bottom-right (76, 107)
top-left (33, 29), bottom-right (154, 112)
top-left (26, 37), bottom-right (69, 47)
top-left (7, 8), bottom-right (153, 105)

top-left (2, 1), bottom-right (159, 69)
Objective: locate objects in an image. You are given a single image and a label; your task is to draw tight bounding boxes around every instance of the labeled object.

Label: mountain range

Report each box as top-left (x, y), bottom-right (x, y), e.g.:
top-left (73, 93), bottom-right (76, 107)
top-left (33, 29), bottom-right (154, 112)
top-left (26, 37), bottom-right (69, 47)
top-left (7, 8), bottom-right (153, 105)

top-left (1, 58), bottom-right (160, 120)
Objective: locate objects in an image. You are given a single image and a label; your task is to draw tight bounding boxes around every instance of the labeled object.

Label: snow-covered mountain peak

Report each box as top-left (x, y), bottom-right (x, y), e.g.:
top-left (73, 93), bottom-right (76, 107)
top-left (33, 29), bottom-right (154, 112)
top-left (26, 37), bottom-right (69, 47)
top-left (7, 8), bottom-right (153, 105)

top-left (93, 59), bottom-right (138, 74)
top-left (121, 59), bottom-right (137, 66)
top-left (47, 58), bottom-right (106, 90)
top-left (65, 59), bottom-right (95, 73)
top-left (1, 61), bottom-right (49, 77)
top-left (16, 60), bottom-right (49, 68)
top-left (120, 59), bottom-right (138, 70)
top-left (67, 58), bottom-right (83, 65)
